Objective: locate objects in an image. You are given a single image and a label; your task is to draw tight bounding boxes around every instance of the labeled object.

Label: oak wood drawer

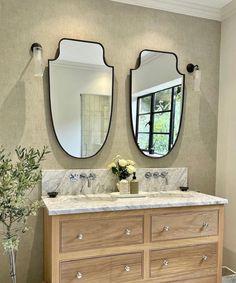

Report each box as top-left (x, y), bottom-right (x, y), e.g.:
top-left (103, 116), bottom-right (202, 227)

top-left (150, 243), bottom-right (217, 282)
top-left (151, 210), bottom-right (218, 241)
top-left (60, 216), bottom-right (144, 253)
top-left (173, 277), bottom-right (217, 283)
top-left (110, 253), bottom-right (143, 282)
top-left (60, 252), bottom-right (143, 283)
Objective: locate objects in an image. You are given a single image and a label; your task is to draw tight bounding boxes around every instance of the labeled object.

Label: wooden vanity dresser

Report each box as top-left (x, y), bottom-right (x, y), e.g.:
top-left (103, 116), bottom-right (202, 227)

top-left (44, 204), bottom-right (224, 283)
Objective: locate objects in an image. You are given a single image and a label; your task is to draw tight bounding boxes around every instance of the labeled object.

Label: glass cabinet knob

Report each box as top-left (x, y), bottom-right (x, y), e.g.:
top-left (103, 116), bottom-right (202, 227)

top-left (77, 233), bottom-right (83, 240)
top-left (77, 272), bottom-right (83, 279)
top-left (163, 226), bottom-right (170, 232)
top-left (125, 228), bottom-right (131, 235)
top-left (202, 255), bottom-right (208, 261)
top-left (124, 265), bottom-right (131, 272)
top-left (202, 222), bottom-right (209, 229)
top-left (162, 259), bottom-right (169, 266)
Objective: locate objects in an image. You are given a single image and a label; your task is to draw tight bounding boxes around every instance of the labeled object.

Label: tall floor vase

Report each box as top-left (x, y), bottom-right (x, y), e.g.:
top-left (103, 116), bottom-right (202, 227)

top-left (7, 248), bottom-right (17, 283)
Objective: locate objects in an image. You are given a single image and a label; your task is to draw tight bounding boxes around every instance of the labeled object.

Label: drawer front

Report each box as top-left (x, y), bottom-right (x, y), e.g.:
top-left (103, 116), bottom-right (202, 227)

top-left (150, 243), bottom-right (217, 282)
top-left (60, 256), bottom-right (110, 283)
top-left (151, 210), bottom-right (218, 241)
top-left (60, 252), bottom-right (143, 283)
top-left (60, 216), bottom-right (143, 252)
top-left (174, 277), bottom-right (217, 283)
top-left (111, 253), bottom-right (143, 282)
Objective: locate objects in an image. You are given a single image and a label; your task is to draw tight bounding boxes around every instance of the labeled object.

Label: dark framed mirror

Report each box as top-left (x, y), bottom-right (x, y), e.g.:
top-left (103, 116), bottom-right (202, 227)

top-left (49, 39), bottom-right (114, 158)
top-left (130, 50), bottom-right (185, 158)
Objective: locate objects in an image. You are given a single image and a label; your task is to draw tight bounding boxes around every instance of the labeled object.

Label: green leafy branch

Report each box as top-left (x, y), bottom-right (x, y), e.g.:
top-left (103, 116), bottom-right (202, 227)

top-left (0, 146), bottom-right (50, 251)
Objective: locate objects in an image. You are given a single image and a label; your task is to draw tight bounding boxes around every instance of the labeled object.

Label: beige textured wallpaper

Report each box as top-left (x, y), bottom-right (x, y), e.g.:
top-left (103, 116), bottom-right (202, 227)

top-left (0, 0), bottom-right (220, 282)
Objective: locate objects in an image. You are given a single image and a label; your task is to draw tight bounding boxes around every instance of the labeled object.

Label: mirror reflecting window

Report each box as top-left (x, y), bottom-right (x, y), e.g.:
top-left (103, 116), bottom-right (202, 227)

top-left (131, 50), bottom-right (184, 158)
top-left (49, 39), bottom-right (113, 158)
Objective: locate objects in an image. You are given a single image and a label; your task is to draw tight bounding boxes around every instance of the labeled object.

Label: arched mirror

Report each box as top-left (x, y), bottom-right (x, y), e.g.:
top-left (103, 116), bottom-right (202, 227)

top-left (130, 50), bottom-right (185, 158)
top-left (49, 39), bottom-right (114, 158)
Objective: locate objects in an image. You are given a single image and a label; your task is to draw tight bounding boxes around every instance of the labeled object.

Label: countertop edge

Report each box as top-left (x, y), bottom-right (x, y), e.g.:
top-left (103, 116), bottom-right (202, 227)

top-left (45, 199), bottom-right (228, 216)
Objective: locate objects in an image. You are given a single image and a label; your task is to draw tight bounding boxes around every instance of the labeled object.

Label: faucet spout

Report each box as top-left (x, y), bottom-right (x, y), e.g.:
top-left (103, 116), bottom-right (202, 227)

top-left (161, 172), bottom-right (168, 185)
top-left (88, 173), bottom-right (96, 188)
top-left (79, 173), bottom-right (96, 189)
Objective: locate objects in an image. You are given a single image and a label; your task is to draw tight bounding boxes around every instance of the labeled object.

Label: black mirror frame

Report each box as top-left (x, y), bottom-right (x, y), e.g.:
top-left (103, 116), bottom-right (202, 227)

top-left (130, 49), bottom-right (185, 159)
top-left (48, 38), bottom-right (114, 159)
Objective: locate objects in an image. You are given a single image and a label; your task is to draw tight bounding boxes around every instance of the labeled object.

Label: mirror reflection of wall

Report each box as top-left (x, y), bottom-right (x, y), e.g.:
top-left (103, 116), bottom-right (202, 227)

top-left (81, 94), bottom-right (110, 157)
top-left (131, 51), bottom-right (184, 158)
top-left (49, 39), bottom-right (113, 158)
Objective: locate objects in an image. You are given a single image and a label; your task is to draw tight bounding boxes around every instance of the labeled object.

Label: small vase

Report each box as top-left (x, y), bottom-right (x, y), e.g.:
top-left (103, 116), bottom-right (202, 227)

top-left (7, 248), bottom-right (17, 283)
top-left (117, 179), bottom-right (129, 194)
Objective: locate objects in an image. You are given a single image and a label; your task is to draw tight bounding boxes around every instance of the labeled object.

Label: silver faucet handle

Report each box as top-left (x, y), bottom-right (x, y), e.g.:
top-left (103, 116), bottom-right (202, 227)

top-left (88, 173), bottom-right (96, 180)
top-left (153, 172), bottom-right (160, 178)
top-left (161, 171), bottom-right (168, 177)
top-left (80, 173), bottom-right (87, 180)
top-left (145, 172), bottom-right (152, 179)
top-left (69, 173), bottom-right (79, 182)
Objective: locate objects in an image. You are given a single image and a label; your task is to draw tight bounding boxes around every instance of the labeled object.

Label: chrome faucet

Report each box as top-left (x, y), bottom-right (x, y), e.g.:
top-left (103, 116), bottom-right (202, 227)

top-left (145, 172), bottom-right (152, 179)
top-left (69, 173), bottom-right (79, 182)
top-left (80, 173), bottom-right (96, 188)
top-left (153, 171), bottom-right (168, 185)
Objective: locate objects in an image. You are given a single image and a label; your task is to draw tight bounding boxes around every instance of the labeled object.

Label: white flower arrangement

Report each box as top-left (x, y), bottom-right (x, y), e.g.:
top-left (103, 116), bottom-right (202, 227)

top-left (108, 155), bottom-right (136, 180)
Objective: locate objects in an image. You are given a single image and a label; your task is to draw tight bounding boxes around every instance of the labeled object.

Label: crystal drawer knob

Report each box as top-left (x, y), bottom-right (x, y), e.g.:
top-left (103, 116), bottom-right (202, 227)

top-left (202, 255), bottom-right (208, 261)
top-left (125, 229), bottom-right (131, 235)
top-left (202, 222), bottom-right (209, 229)
top-left (162, 259), bottom-right (169, 266)
top-left (163, 226), bottom-right (170, 232)
top-left (77, 234), bottom-right (83, 240)
top-left (125, 265), bottom-right (131, 272)
top-left (77, 272), bottom-right (82, 279)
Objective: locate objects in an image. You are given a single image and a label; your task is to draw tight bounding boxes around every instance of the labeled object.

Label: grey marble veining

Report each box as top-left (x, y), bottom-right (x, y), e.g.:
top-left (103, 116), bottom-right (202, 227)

top-left (42, 169), bottom-right (118, 195)
top-left (42, 191), bottom-right (228, 216)
top-left (137, 167), bottom-right (187, 192)
top-left (42, 167), bottom-right (188, 195)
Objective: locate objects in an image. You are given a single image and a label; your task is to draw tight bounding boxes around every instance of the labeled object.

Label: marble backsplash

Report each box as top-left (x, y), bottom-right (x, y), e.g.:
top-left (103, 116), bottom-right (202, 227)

top-left (42, 168), bottom-right (188, 195)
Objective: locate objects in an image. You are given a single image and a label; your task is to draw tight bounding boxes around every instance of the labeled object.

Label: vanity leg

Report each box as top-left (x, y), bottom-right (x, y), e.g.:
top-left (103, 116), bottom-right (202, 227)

top-left (44, 209), bottom-right (60, 283)
top-left (217, 206), bottom-right (224, 283)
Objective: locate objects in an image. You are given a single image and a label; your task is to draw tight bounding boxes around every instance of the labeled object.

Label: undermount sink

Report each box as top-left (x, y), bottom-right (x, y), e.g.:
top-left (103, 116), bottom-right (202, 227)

top-left (54, 191), bottom-right (195, 203)
top-left (73, 194), bottom-right (117, 202)
top-left (146, 191), bottom-right (194, 198)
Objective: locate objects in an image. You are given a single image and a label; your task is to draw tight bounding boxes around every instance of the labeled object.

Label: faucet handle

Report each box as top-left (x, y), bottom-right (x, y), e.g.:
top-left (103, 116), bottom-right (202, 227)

top-left (88, 173), bottom-right (96, 180)
top-left (79, 173), bottom-right (87, 180)
top-left (161, 171), bottom-right (168, 177)
top-left (145, 172), bottom-right (152, 179)
top-left (69, 173), bottom-right (79, 182)
top-left (153, 172), bottom-right (160, 178)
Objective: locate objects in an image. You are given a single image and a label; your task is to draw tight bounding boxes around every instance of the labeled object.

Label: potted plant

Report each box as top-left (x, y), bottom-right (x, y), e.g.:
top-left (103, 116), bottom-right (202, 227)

top-left (0, 146), bottom-right (49, 283)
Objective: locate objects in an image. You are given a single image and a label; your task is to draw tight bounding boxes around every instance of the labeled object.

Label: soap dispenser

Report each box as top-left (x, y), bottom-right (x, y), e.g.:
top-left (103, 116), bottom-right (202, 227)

top-left (130, 172), bottom-right (139, 194)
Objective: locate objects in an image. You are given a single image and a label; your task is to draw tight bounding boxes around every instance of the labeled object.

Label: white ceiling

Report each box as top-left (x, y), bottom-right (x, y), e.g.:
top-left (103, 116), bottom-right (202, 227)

top-left (111, 0), bottom-right (235, 21)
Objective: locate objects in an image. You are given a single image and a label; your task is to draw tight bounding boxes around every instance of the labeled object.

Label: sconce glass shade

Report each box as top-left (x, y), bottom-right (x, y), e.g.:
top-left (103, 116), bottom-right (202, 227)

top-left (193, 69), bottom-right (201, 92)
top-left (32, 45), bottom-right (43, 77)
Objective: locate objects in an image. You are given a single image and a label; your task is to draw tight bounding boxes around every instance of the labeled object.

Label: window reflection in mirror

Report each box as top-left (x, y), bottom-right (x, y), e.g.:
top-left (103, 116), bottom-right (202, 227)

top-left (131, 51), bottom-right (184, 158)
top-left (49, 39), bottom-right (113, 158)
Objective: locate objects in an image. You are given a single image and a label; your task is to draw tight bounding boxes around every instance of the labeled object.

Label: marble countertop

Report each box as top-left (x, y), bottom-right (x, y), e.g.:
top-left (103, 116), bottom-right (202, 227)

top-left (42, 191), bottom-right (228, 216)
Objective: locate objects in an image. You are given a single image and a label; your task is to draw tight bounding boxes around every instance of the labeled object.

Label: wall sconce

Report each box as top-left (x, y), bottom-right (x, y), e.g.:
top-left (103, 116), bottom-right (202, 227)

top-left (186, 63), bottom-right (201, 92)
top-left (31, 43), bottom-right (43, 77)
